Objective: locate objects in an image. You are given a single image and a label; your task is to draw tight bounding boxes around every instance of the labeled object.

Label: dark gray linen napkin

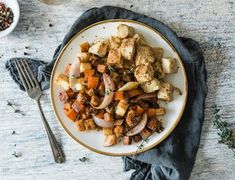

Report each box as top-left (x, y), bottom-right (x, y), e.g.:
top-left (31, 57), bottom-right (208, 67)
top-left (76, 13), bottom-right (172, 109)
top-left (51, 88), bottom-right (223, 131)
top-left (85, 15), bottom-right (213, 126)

top-left (5, 6), bottom-right (207, 180)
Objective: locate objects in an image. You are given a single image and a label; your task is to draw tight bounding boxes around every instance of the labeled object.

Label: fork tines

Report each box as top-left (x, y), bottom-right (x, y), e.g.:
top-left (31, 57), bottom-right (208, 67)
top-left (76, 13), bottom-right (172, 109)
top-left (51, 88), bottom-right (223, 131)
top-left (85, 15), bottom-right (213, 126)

top-left (14, 59), bottom-right (39, 91)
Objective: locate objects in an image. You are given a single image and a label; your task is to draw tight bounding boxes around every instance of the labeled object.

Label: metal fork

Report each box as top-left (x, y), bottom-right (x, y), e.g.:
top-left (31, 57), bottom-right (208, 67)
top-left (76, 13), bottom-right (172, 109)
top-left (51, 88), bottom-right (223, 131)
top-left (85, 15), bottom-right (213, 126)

top-left (14, 59), bottom-right (65, 163)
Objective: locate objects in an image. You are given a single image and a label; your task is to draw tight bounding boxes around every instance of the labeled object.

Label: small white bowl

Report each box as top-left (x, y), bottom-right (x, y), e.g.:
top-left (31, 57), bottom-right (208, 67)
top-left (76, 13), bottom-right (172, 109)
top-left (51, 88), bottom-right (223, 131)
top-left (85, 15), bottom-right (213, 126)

top-left (0, 0), bottom-right (20, 38)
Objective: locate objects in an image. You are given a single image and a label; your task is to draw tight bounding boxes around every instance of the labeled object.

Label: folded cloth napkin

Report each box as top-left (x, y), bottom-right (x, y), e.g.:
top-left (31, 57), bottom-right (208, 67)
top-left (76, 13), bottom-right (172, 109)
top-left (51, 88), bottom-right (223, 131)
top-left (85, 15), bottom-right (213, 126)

top-left (6, 6), bottom-right (207, 180)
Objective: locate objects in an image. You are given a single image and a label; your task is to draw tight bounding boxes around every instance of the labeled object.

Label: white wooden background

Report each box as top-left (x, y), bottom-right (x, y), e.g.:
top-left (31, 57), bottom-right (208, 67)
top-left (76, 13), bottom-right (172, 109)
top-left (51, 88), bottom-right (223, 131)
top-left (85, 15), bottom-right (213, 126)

top-left (0, 0), bottom-right (235, 180)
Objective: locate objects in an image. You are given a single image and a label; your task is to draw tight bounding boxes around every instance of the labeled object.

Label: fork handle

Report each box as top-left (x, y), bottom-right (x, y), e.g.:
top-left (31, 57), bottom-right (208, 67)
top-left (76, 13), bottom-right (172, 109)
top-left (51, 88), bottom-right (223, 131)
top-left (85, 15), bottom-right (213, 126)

top-left (36, 100), bottom-right (65, 163)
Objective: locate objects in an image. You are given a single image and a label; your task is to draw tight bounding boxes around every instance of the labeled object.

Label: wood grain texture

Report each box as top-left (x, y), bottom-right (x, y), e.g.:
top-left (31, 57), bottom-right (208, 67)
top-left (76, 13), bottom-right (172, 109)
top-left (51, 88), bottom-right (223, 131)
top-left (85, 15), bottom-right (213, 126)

top-left (0, 0), bottom-right (235, 179)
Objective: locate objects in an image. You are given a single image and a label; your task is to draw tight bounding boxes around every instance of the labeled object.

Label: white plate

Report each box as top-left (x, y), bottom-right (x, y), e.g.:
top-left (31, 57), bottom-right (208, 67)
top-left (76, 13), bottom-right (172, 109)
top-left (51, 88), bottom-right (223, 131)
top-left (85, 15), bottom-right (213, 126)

top-left (50, 19), bottom-right (188, 156)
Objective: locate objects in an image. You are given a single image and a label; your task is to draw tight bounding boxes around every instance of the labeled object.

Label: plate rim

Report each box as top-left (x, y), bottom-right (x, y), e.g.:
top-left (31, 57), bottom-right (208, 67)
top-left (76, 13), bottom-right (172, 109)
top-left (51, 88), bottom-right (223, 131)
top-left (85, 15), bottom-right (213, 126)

top-left (50, 19), bottom-right (188, 156)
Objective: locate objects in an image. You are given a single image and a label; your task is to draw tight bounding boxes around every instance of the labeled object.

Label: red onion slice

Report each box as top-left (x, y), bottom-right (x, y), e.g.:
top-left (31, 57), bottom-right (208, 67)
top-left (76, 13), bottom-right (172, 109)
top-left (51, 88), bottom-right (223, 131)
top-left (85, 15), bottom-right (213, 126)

top-left (92, 73), bottom-right (115, 109)
top-left (92, 114), bottom-right (114, 128)
top-left (126, 113), bottom-right (147, 136)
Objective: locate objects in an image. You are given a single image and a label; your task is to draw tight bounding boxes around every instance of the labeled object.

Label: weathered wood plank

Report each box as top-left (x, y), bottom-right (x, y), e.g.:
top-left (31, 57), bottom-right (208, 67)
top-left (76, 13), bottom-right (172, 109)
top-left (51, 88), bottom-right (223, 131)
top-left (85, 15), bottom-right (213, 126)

top-left (0, 0), bottom-right (235, 179)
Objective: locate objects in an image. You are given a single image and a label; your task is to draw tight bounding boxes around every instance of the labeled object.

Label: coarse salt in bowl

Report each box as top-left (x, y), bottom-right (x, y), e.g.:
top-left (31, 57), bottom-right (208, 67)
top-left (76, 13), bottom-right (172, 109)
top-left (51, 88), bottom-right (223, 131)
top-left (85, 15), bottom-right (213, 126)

top-left (0, 0), bottom-right (20, 38)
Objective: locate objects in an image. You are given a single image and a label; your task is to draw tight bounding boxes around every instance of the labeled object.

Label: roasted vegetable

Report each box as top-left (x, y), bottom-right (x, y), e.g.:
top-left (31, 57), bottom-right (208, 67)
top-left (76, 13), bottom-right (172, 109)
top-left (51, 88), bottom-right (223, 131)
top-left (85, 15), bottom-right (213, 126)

top-left (115, 99), bottom-right (129, 117)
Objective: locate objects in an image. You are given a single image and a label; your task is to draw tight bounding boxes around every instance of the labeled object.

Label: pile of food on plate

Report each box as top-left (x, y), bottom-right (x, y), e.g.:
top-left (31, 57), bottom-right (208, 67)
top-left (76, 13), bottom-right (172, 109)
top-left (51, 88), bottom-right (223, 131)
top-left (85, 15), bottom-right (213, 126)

top-left (56, 24), bottom-right (180, 147)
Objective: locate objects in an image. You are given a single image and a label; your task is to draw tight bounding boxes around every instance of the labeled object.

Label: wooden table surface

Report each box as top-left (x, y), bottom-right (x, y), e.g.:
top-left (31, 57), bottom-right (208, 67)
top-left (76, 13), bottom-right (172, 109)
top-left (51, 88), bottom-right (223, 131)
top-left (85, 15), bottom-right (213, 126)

top-left (0, 0), bottom-right (235, 180)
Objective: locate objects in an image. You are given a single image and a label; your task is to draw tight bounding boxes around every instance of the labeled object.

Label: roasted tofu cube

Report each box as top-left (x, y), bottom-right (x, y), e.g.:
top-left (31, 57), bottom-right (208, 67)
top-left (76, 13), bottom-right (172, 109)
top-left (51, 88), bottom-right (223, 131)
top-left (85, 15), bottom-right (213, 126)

top-left (72, 100), bottom-right (85, 113)
top-left (76, 92), bottom-right (88, 104)
top-left (80, 62), bottom-right (92, 73)
top-left (147, 118), bottom-right (159, 131)
top-left (104, 135), bottom-right (117, 147)
top-left (154, 61), bottom-right (166, 79)
top-left (88, 40), bottom-right (108, 57)
top-left (86, 88), bottom-right (95, 97)
top-left (133, 33), bottom-right (146, 45)
top-left (56, 74), bottom-right (69, 90)
top-left (75, 120), bottom-right (86, 131)
top-left (152, 47), bottom-right (163, 61)
top-left (140, 128), bottom-right (152, 139)
top-left (114, 119), bottom-right (124, 126)
top-left (90, 95), bottom-right (100, 107)
top-left (123, 136), bottom-right (132, 145)
top-left (106, 48), bottom-right (123, 68)
top-left (115, 99), bottom-right (129, 116)
top-left (80, 41), bottom-right (90, 52)
top-left (77, 52), bottom-right (91, 62)
top-left (113, 125), bottom-right (124, 138)
top-left (104, 113), bottom-right (114, 122)
top-left (141, 78), bottom-right (161, 93)
top-left (156, 108), bottom-right (166, 116)
top-left (135, 46), bottom-right (155, 66)
top-left (126, 110), bottom-right (137, 127)
top-left (133, 134), bottom-right (142, 142)
top-left (134, 63), bottom-right (154, 83)
top-left (161, 57), bottom-right (178, 74)
top-left (117, 24), bottom-right (134, 38)
top-left (120, 38), bottom-right (136, 60)
top-left (157, 83), bottom-right (173, 101)
top-left (83, 118), bottom-right (96, 130)
top-left (109, 36), bottom-right (122, 49)
top-left (103, 128), bottom-right (113, 136)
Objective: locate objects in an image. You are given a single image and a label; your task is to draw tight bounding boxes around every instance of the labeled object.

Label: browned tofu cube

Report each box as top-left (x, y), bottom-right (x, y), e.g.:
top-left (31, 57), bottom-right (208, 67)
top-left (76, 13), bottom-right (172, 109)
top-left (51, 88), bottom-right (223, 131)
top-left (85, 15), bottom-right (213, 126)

top-left (103, 135), bottom-right (117, 147)
top-left (113, 125), bottom-right (124, 138)
top-left (83, 118), bottom-right (96, 130)
top-left (154, 61), bottom-right (166, 79)
top-left (86, 88), bottom-right (95, 97)
top-left (161, 57), bottom-right (178, 74)
top-left (135, 46), bottom-right (155, 66)
top-left (104, 112), bottom-right (114, 122)
top-left (90, 95), bottom-right (100, 107)
top-left (103, 128), bottom-right (113, 136)
top-left (120, 38), bottom-right (136, 61)
top-left (147, 118), bottom-right (159, 131)
top-left (76, 92), bottom-right (88, 104)
top-left (75, 120), bottom-right (86, 131)
top-left (152, 47), bottom-right (163, 61)
top-left (106, 48), bottom-right (123, 68)
top-left (117, 24), bottom-right (134, 38)
top-left (134, 63), bottom-right (154, 83)
top-left (126, 110), bottom-right (138, 127)
top-left (114, 119), bottom-right (124, 126)
top-left (156, 108), bottom-right (166, 116)
top-left (89, 40), bottom-right (108, 57)
top-left (140, 128), bottom-right (152, 139)
top-left (133, 134), bottom-right (142, 142)
top-left (80, 41), bottom-right (90, 52)
top-left (123, 136), bottom-right (132, 145)
top-left (97, 64), bottom-right (106, 73)
top-left (72, 100), bottom-right (85, 113)
top-left (109, 36), bottom-right (122, 49)
top-left (157, 83), bottom-right (173, 101)
top-left (133, 33), bottom-right (146, 45)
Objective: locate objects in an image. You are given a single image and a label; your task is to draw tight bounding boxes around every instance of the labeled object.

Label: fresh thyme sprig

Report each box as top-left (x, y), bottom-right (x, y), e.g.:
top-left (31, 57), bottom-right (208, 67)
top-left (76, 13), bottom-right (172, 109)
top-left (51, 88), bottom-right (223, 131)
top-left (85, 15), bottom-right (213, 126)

top-left (132, 137), bottom-right (149, 161)
top-left (211, 103), bottom-right (235, 155)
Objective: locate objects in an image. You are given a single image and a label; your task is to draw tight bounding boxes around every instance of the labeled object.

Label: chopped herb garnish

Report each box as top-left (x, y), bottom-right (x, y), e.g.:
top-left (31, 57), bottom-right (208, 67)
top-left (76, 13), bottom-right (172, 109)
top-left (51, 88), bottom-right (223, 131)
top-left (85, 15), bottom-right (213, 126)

top-left (211, 104), bottom-right (235, 156)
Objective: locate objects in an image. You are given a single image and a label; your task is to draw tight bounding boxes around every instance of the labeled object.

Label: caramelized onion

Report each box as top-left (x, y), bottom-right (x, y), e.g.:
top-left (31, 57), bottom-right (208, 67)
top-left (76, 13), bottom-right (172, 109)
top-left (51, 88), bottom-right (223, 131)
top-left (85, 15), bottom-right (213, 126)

top-left (92, 114), bottom-right (114, 128)
top-left (126, 113), bottom-right (147, 136)
top-left (92, 73), bottom-right (115, 109)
